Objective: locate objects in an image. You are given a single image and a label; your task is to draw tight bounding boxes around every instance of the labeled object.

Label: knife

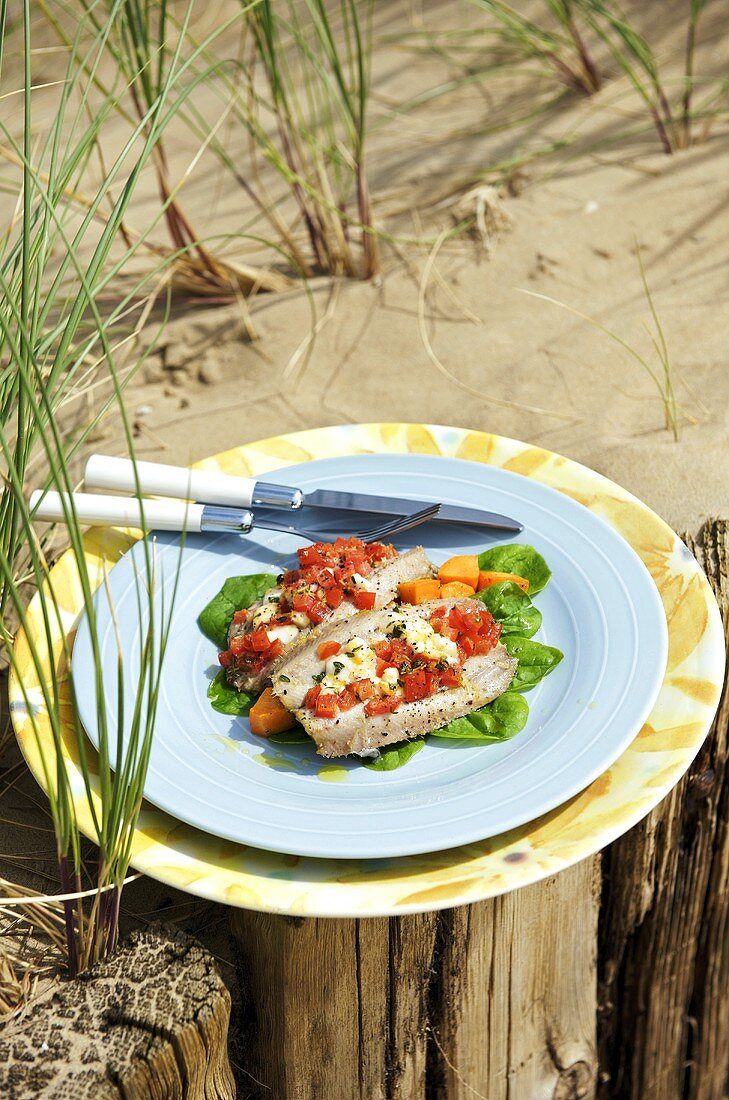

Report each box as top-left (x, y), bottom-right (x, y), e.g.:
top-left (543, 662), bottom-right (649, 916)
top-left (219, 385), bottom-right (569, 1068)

top-left (84, 455), bottom-right (523, 533)
top-left (293, 492), bottom-right (522, 533)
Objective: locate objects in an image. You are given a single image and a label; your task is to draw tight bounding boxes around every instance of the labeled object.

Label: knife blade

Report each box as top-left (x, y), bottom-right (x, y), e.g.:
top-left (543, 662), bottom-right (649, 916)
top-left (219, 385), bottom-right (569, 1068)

top-left (296, 492), bottom-right (523, 533)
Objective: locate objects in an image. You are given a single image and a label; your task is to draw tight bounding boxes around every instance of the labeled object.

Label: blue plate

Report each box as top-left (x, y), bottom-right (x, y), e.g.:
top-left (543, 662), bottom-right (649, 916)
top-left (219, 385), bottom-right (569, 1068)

top-left (73, 453), bottom-right (668, 859)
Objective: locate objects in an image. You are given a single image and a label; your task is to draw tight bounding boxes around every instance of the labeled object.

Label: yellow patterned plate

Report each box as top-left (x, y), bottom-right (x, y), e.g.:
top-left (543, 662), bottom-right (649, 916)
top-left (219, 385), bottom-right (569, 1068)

top-left (10, 425), bottom-right (725, 915)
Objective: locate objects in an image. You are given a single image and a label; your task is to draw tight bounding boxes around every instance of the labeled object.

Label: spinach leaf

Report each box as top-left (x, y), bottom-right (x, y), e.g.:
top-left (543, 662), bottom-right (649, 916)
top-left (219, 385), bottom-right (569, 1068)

top-left (431, 690), bottom-right (529, 741)
top-left (476, 580), bottom-right (542, 638)
top-left (501, 635), bottom-right (563, 691)
top-left (364, 738), bottom-right (425, 771)
top-left (198, 573), bottom-right (278, 649)
top-left (208, 670), bottom-right (255, 716)
top-left (478, 544), bottom-right (551, 595)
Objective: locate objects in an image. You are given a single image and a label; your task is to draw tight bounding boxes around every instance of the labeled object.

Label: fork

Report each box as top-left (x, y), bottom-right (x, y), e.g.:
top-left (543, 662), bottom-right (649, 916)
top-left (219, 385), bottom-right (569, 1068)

top-left (28, 491), bottom-right (440, 543)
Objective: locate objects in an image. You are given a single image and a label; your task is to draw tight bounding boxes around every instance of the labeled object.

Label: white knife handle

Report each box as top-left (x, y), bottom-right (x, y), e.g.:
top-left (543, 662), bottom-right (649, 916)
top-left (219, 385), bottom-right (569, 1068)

top-left (29, 490), bottom-right (206, 532)
top-left (84, 454), bottom-right (303, 509)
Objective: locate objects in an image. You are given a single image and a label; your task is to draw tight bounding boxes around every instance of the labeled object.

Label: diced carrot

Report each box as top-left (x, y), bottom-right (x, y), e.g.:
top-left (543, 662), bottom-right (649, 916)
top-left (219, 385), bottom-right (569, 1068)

top-left (397, 577), bottom-right (441, 604)
top-left (249, 687), bottom-right (297, 738)
top-left (437, 555), bottom-right (480, 589)
top-left (440, 580), bottom-right (476, 599)
top-left (477, 571), bottom-right (530, 593)
top-left (317, 640), bottom-right (341, 661)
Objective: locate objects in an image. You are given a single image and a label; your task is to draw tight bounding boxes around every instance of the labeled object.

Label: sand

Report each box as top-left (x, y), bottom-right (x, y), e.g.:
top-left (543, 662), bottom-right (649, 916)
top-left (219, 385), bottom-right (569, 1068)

top-left (118, 138), bottom-right (728, 534)
top-left (1, 0), bottom-right (728, 1087)
top-left (73, 0), bottom-right (725, 535)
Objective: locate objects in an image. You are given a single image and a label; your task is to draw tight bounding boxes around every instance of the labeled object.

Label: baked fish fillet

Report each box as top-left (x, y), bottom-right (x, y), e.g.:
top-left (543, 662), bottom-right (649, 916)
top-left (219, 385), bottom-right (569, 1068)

top-left (271, 600), bottom-right (517, 758)
top-left (226, 546), bottom-right (433, 694)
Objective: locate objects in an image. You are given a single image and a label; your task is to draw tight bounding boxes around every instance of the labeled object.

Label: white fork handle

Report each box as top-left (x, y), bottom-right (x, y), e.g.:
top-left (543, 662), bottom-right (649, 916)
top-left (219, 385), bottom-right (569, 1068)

top-left (84, 454), bottom-right (302, 509)
top-left (29, 490), bottom-right (206, 532)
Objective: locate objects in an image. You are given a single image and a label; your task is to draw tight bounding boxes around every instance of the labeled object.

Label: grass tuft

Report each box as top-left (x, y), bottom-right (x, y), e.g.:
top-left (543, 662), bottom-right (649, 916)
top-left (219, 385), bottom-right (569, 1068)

top-left (519, 245), bottom-right (687, 440)
top-left (473, 0), bottom-right (722, 152)
top-left (0, 0), bottom-right (192, 978)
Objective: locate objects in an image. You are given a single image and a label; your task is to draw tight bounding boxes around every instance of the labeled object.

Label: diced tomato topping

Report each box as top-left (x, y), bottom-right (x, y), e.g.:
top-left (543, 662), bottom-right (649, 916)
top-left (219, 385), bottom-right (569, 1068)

top-left (364, 695), bottom-right (402, 717)
top-left (248, 628), bottom-right (273, 652)
top-left (325, 587), bottom-right (345, 609)
top-left (229, 634), bottom-right (246, 656)
top-left (291, 592), bottom-right (314, 614)
top-left (375, 657), bottom-right (392, 678)
top-left (298, 546), bottom-right (325, 568)
top-left (304, 684), bottom-right (322, 709)
top-left (315, 693), bottom-right (339, 719)
top-left (424, 671), bottom-right (438, 694)
top-left (354, 590), bottom-right (376, 610)
top-left (388, 639), bottom-right (412, 665)
top-left (218, 650), bottom-right (233, 668)
top-left (232, 608), bottom-right (248, 624)
top-left (338, 686), bottom-right (358, 710)
top-left (403, 668), bottom-right (429, 702)
top-left (317, 640), bottom-right (342, 661)
top-left (433, 604), bottom-right (501, 655)
top-left (267, 639), bottom-right (284, 661)
top-left (308, 600), bottom-right (328, 624)
top-left (353, 678), bottom-right (376, 701)
top-left (372, 640), bottom-right (391, 658)
top-left (291, 591), bottom-right (328, 624)
top-left (438, 666), bottom-right (461, 688)
top-left (367, 542), bottom-right (393, 562)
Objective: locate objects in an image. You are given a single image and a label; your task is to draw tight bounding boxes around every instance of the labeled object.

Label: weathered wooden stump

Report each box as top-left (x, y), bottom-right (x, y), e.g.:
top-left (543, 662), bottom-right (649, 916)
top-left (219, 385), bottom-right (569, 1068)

top-left (0, 925), bottom-right (235, 1100)
top-left (231, 857), bottom-right (600, 1099)
top-left (229, 520), bottom-right (728, 1100)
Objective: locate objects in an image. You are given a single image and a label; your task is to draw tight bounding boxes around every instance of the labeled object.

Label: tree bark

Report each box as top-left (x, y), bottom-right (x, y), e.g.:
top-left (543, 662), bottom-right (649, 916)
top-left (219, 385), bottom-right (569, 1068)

top-left (0, 925), bottom-right (235, 1100)
top-left (598, 519), bottom-right (729, 1100)
top-left (230, 857), bottom-right (600, 1099)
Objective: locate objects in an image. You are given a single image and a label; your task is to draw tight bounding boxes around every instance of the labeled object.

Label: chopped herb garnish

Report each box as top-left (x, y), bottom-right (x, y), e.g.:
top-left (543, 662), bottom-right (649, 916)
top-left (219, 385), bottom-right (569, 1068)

top-left (279, 674), bottom-right (291, 683)
top-left (312, 671), bottom-right (326, 683)
top-left (332, 661), bottom-right (345, 674)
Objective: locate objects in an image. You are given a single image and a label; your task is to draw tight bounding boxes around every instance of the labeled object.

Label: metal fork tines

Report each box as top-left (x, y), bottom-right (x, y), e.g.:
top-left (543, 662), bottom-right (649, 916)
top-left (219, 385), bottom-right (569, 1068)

top-left (354, 503), bottom-right (440, 543)
top-left (249, 501), bottom-right (441, 542)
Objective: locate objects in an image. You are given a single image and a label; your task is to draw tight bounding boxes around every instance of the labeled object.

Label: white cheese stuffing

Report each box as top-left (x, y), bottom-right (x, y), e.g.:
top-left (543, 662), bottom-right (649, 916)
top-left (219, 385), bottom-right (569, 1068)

top-left (312, 612), bottom-right (459, 702)
top-left (290, 611), bottom-right (310, 629)
top-left (319, 637), bottom-right (378, 692)
top-left (385, 611), bottom-right (459, 664)
top-left (267, 623), bottom-right (300, 646)
top-left (380, 666), bottom-right (400, 694)
top-left (250, 587), bottom-right (282, 626)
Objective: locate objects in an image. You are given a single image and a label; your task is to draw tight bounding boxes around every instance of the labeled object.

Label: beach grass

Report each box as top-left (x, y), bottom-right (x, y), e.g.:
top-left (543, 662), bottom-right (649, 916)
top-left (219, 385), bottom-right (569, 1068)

top-left (0, 0), bottom-right (195, 980)
top-left (471, 0), bottom-right (721, 153)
